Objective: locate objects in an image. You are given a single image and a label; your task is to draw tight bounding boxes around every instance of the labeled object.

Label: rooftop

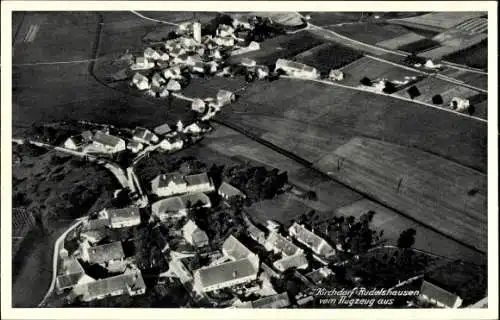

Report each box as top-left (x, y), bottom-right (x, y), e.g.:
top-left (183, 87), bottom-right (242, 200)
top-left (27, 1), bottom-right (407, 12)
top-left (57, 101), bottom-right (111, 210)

top-left (184, 172), bottom-right (211, 187)
top-left (195, 257), bottom-right (259, 289)
top-left (266, 232), bottom-right (301, 256)
top-left (218, 181), bottom-right (245, 199)
top-left (222, 235), bottom-right (254, 261)
top-left (420, 280), bottom-right (461, 308)
top-left (106, 207), bottom-right (140, 224)
top-left (154, 123), bottom-right (172, 135)
top-left (273, 252), bottom-right (308, 271)
top-left (289, 223), bottom-right (334, 256)
top-left (93, 131), bottom-right (123, 148)
top-left (84, 270), bottom-right (146, 300)
top-left (87, 241), bottom-right (125, 265)
top-left (252, 292), bottom-right (290, 308)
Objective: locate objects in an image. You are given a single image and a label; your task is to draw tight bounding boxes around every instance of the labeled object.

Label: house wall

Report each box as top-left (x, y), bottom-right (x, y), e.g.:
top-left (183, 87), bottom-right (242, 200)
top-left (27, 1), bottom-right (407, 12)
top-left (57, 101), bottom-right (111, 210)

top-left (200, 273), bottom-right (257, 292)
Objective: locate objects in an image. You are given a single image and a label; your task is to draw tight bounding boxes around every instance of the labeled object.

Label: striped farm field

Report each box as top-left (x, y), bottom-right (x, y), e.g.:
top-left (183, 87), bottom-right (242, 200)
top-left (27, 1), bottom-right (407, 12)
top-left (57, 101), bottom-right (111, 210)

top-left (376, 32), bottom-right (426, 50)
top-left (292, 42), bottom-right (363, 75)
top-left (338, 56), bottom-right (423, 86)
top-left (315, 137), bottom-right (486, 253)
top-left (440, 68), bottom-right (487, 90)
top-left (389, 12), bottom-right (485, 32)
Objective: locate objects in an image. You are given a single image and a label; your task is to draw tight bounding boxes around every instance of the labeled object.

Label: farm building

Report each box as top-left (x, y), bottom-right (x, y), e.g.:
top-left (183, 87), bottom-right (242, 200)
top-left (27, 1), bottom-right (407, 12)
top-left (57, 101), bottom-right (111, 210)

top-left (214, 36), bottom-right (235, 47)
top-left (218, 181), bottom-right (246, 200)
top-left (184, 172), bottom-right (215, 193)
top-left (191, 99), bottom-right (206, 113)
top-left (306, 267), bottom-right (333, 284)
top-left (154, 123), bottom-right (172, 136)
top-left (104, 207), bottom-right (141, 229)
top-left (127, 140), bottom-right (143, 153)
top-left (144, 47), bottom-right (161, 60)
top-left (193, 255), bottom-right (260, 292)
top-left (91, 131), bottom-right (126, 154)
top-left (56, 257), bottom-right (86, 293)
top-left (151, 73), bottom-right (166, 88)
top-left (132, 127), bottom-right (159, 145)
top-left (64, 131), bottom-right (93, 150)
top-left (183, 122), bottom-right (203, 134)
top-left (329, 69), bottom-right (344, 81)
top-left (251, 292), bottom-right (291, 308)
top-left (192, 62), bottom-right (206, 74)
top-left (152, 192), bottom-right (212, 220)
top-left (256, 66), bottom-right (270, 79)
top-left (216, 89), bottom-right (236, 106)
top-left (73, 269), bottom-right (146, 302)
top-left (275, 58), bottom-right (320, 79)
top-left (450, 97), bottom-right (470, 112)
top-left (273, 252), bottom-right (309, 272)
top-left (288, 222), bottom-right (335, 257)
top-left (131, 73), bottom-right (150, 91)
top-left (424, 59), bottom-right (442, 70)
top-left (82, 241), bottom-right (125, 267)
top-left (241, 57), bottom-right (257, 67)
top-left (217, 24), bottom-right (235, 37)
top-left (231, 41), bottom-right (261, 56)
top-left (166, 79), bottom-right (182, 92)
top-left (222, 235), bottom-right (256, 261)
top-left (419, 280), bottom-right (463, 308)
top-left (174, 53), bottom-right (202, 66)
top-left (183, 219), bottom-right (209, 247)
top-left (158, 137), bottom-right (184, 151)
top-left (168, 47), bottom-right (186, 58)
top-left (163, 66), bottom-right (182, 80)
top-left (131, 57), bottom-right (154, 70)
top-left (264, 232), bottom-right (302, 256)
top-left (244, 216), bottom-right (266, 244)
top-left (151, 173), bottom-right (188, 197)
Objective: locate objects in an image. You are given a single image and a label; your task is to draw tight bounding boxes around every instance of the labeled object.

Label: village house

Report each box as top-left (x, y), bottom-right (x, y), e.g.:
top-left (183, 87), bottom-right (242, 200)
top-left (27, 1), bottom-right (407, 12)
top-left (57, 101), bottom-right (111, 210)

top-left (168, 47), bottom-right (186, 58)
top-left (153, 123), bottom-right (172, 136)
top-left (241, 57), bottom-right (257, 68)
top-left (424, 59), bottom-right (442, 70)
top-left (158, 136), bottom-right (184, 151)
top-left (132, 127), bottom-right (159, 145)
top-left (131, 56), bottom-right (154, 70)
top-left (91, 131), bottom-right (126, 154)
top-left (174, 53), bottom-right (202, 66)
top-left (191, 98), bottom-right (206, 113)
top-left (289, 222), bottom-right (335, 257)
top-left (214, 36), bottom-right (235, 47)
top-left (265, 220), bottom-right (281, 232)
top-left (329, 69), bottom-right (344, 81)
top-left (217, 24), bottom-right (235, 37)
top-left (127, 140), bottom-right (143, 153)
top-left (184, 172), bottom-right (215, 194)
top-left (183, 122), bottom-right (203, 134)
top-left (144, 47), bottom-right (161, 61)
top-left (163, 66), bottom-right (182, 80)
top-left (79, 217), bottom-right (112, 244)
top-left (151, 72), bottom-right (166, 88)
top-left (192, 61), bottom-right (206, 74)
top-left (264, 231), bottom-right (302, 256)
top-left (73, 268), bottom-right (146, 302)
top-left (419, 280), bottom-right (463, 308)
top-left (183, 219), bottom-right (209, 247)
top-left (56, 257), bottom-right (86, 293)
top-left (151, 173), bottom-right (187, 197)
top-left (251, 292), bottom-right (291, 308)
top-left (103, 207), bottom-right (141, 229)
top-left (232, 18), bottom-right (252, 30)
top-left (216, 89), bottom-right (236, 106)
top-left (222, 235), bottom-right (256, 261)
top-left (166, 79), bottom-right (182, 92)
top-left (63, 131), bottom-right (93, 150)
top-left (450, 97), bottom-right (470, 112)
top-left (205, 60), bottom-right (219, 74)
top-left (275, 58), bottom-right (320, 79)
top-left (132, 72), bottom-right (150, 91)
top-left (193, 254), bottom-right (260, 293)
top-left (256, 65), bottom-right (270, 80)
top-left (209, 48), bottom-right (223, 60)
top-left (244, 216), bottom-right (266, 244)
top-left (82, 241), bottom-right (125, 271)
top-left (218, 181), bottom-right (246, 200)
top-left (231, 41), bottom-right (260, 56)
top-left (273, 252), bottom-right (309, 272)
top-left (152, 196), bottom-right (189, 220)
top-left (306, 267), bottom-right (333, 284)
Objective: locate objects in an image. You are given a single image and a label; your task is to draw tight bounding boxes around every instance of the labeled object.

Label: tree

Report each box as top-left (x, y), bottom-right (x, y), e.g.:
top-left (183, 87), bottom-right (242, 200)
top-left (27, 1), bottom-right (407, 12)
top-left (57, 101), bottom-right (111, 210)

top-left (382, 81), bottom-right (397, 94)
top-left (432, 94), bottom-right (443, 105)
top-left (407, 86), bottom-right (421, 99)
top-left (360, 77), bottom-right (372, 86)
top-left (397, 228), bottom-right (416, 249)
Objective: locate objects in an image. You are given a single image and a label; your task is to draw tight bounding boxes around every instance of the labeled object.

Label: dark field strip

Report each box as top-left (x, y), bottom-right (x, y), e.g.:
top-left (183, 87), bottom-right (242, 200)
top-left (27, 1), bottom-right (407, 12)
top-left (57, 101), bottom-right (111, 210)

top-left (443, 39), bottom-right (488, 70)
top-left (292, 42), bottom-right (363, 75)
top-left (397, 38), bottom-right (441, 54)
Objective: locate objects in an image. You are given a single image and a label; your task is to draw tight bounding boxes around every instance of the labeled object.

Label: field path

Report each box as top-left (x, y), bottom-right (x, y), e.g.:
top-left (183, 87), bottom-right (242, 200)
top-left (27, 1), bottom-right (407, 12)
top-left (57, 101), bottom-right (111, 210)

top-left (130, 11), bottom-right (180, 26)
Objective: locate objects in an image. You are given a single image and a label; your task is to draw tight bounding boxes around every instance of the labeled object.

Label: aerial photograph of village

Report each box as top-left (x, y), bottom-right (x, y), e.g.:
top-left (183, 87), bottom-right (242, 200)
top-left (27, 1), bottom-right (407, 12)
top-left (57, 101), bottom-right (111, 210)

top-left (10, 10), bottom-right (488, 309)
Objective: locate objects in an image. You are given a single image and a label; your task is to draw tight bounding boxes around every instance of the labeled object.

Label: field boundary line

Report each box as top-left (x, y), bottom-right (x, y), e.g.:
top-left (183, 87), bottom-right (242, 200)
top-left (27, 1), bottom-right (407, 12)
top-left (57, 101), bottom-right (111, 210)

top-left (281, 75), bottom-right (487, 123)
top-left (130, 11), bottom-right (180, 26)
top-left (13, 58), bottom-right (97, 67)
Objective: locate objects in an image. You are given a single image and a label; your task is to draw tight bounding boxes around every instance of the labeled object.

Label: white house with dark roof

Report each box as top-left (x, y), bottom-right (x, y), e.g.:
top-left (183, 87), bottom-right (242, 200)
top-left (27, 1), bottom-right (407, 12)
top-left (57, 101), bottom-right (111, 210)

top-left (214, 36), bottom-right (235, 47)
top-left (163, 66), bottom-right (182, 80)
top-left (193, 254), bottom-right (259, 292)
top-left (419, 280), bottom-right (463, 308)
top-left (289, 223), bottom-right (335, 257)
top-left (91, 131), bottom-right (126, 154)
top-left (275, 58), bottom-right (320, 79)
top-left (183, 219), bottom-right (209, 247)
top-left (264, 232), bottom-right (302, 256)
top-left (218, 181), bottom-right (246, 200)
top-left (132, 127), bottom-right (159, 145)
top-left (185, 172), bottom-right (215, 193)
top-left (104, 207), bottom-right (141, 229)
top-left (191, 99), bottom-right (206, 113)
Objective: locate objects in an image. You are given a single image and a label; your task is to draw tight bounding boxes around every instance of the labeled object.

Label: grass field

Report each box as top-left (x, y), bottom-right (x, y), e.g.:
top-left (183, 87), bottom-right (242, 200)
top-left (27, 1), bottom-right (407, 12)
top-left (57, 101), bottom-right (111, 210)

top-left (389, 12), bottom-right (485, 31)
top-left (397, 38), bottom-right (441, 53)
top-left (292, 42), bottom-right (363, 75)
top-left (327, 23), bottom-right (413, 45)
top-left (336, 199), bottom-right (485, 264)
top-left (300, 12), bottom-right (364, 26)
top-left (227, 31), bottom-right (324, 66)
top-left (220, 77), bottom-right (486, 172)
top-left (315, 137), bottom-right (486, 253)
top-left (337, 56), bottom-right (424, 87)
top-left (376, 32), bottom-right (426, 50)
top-left (440, 68), bottom-right (487, 90)
top-left (443, 40), bottom-right (488, 70)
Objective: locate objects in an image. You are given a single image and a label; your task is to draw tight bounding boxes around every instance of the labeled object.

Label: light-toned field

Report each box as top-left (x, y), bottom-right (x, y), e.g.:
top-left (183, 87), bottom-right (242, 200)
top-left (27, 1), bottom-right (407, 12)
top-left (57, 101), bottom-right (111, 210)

top-left (376, 32), bottom-right (426, 50)
top-left (389, 12), bottom-right (485, 31)
top-left (315, 137), bottom-right (487, 253)
top-left (327, 23), bottom-right (412, 45)
top-left (336, 199), bottom-right (485, 264)
top-left (419, 30), bottom-right (487, 60)
top-left (338, 56), bottom-right (423, 86)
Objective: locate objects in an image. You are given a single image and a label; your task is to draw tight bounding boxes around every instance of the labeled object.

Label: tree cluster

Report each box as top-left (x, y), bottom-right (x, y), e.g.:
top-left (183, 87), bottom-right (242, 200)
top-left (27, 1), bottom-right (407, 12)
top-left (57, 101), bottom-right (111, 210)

top-left (202, 13), bottom-right (234, 36)
top-left (245, 16), bottom-right (285, 43)
top-left (134, 227), bottom-right (169, 273)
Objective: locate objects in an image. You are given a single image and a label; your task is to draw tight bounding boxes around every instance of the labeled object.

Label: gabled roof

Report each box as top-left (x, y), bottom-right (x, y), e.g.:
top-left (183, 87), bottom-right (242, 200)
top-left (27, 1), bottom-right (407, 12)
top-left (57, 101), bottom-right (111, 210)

top-left (218, 181), bottom-right (245, 199)
top-left (133, 127), bottom-right (156, 142)
top-left (154, 123), bottom-right (172, 135)
top-left (106, 207), bottom-right (140, 225)
top-left (266, 232), bottom-right (300, 256)
top-left (182, 192), bottom-right (211, 207)
top-left (93, 131), bottom-right (123, 148)
top-left (153, 173), bottom-right (186, 189)
top-left (152, 196), bottom-right (187, 215)
top-left (420, 280), bottom-right (461, 308)
top-left (87, 241), bottom-right (125, 265)
top-left (57, 273), bottom-right (84, 290)
top-left (182, 219), bottom-right (202, 236)
top-left (195, 257), bottom-right (258, 289)
top-left (252, 292), bottom-right (290, 308)
top-left (289, 223), bottom-right (334, 256)
top-left (273, 252), bottom-right (308, 271)
top-left (82, 218), bottom-right (109, 231)
top-left (276, 58), bottom-right (317, 73)
top-left (184, 172), bottom-right (211, 187)
top-left (84, 270), bottom-right (146, 300)
top-left (245, 217), bottom-right (265, 239)
top-left (222, 235), bottom-right (254, 261)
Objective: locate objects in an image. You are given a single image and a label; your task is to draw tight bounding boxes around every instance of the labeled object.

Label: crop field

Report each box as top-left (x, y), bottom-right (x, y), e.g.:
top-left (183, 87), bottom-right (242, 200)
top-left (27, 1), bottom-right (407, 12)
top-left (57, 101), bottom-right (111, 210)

top-left (397, 38), bottom-right (441, 53)
top-left (292, 42), bottom-right (363, 75)
top-left (389, 12), bottom-right (485, 32)
top-left (315, 137), bottom-right (487, 253)
top-left (443, 40), bottom-right (488, 70)
top-left (228, 31), bottom-right (324, 66)
top-left (419, 31), bottom-right (487, 60)
top-left (181, 77), bottom-right (248, 100)
top-left (393, 76), bottom-right (481, 110)
top-left (376, 32), bottom-right (426, 50)
top-left (338, 56), bottom-right (423, 87)
top-left (220, 77), bottom-right (487, 173)
top-left (440, 68), bottom-right (487, 90)
top-left (299, 12), bottom-right (364, 26)
top-left (327, 23), bottom-right (413, 45)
